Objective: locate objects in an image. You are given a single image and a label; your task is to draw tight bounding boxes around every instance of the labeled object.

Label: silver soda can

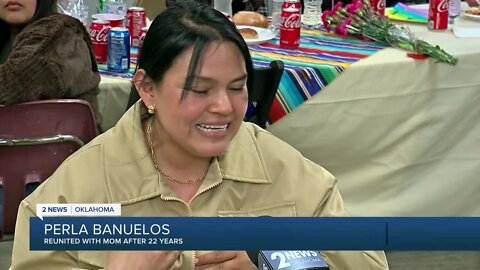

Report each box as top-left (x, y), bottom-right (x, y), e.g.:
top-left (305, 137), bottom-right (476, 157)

top-left (107, 27), bottom-right (131, 72)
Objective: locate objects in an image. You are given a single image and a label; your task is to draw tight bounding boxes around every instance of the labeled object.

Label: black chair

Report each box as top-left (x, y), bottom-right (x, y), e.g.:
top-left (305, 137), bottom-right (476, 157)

top-left (125, 60), bottom-right (284, 128)
top-left (126, 83), bottom-right (139, 111)
top-left (246, 60), bottom-right (284, 128)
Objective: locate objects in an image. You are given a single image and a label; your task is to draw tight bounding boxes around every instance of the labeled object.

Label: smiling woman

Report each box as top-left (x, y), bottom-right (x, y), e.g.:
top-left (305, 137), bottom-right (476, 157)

top-left (10, 2), bottom-right (389, 270)
top-left (135, 41), bottom-right (249, 163)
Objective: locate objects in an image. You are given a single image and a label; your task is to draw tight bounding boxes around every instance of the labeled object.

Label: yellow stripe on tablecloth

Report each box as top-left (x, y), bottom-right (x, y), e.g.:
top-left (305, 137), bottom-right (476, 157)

top-left (250, 51), bottom-right (352, 69)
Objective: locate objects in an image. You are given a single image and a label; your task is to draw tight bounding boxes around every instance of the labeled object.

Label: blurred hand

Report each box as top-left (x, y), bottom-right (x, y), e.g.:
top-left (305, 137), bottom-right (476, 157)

top-left (105, 250), bottom-right (181, 270)
top-left (465, 0), bottom-right (480, 7)
top-left (195, 251), bottom-right (257, 269)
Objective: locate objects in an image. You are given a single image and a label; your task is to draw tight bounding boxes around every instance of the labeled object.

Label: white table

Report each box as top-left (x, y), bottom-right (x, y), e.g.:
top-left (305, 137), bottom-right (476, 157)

top-left (98, 76), bottom-right (131, 131)
top-left (268, 10), bottom-right (480, 216)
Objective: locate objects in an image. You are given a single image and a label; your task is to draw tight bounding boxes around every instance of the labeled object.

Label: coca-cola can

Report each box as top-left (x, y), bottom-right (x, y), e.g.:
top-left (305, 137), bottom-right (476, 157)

top-left (89, 19), bottom-right (110, 64)
top-left (126, 7), bottom-right (147, 47)
top-left (428, 0), bottom-right (449, 30)
top-left (282, 0), bottom-right (301, 10)
top-left (138, 27), bottom-right (148, 48)
top-left (280, 0), bottom-right (301, 48)
top-left (370, 0), bottom-right (386, 15)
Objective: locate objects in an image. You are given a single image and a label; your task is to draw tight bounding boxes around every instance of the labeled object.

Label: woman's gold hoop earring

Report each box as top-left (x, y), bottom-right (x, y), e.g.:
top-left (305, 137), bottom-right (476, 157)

top-left (147, 105), bottom-right (155, 115)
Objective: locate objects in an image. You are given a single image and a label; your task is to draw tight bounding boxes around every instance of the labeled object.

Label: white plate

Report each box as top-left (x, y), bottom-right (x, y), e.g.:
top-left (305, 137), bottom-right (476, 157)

top-left (236, 26), bottom-right (276, 45)
top-left (464, 10), bottom-right (480, 21)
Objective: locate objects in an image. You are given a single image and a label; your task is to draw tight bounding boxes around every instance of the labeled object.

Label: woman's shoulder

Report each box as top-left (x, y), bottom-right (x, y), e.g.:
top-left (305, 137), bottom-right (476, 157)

top-left (238, 123), bottom-right (334, 179)
top-left (31, 13), bottom-right (85, 29)
top-left (22, 135), bottom-right (109, 205)
top-left (47, 134), bottom-right (106, 181)
top-left (239, 122), bottom-right (304, 159)
top-left (236, 123), bottom-right (337, 199)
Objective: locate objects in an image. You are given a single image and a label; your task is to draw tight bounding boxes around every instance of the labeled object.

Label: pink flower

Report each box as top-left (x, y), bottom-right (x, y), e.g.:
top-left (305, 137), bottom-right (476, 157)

top-left (332, 2), bottom-right (344, 14)
top-left (336, 23), bottom-right (348, 37)
top-left (355, 2), bottom-right (365, 10)
top-left (321, 10), bottom-right (332, 30)
top-left (344, 17), bottom-right (353, 26)
top-left (345, 3), bottom-right (356, 14)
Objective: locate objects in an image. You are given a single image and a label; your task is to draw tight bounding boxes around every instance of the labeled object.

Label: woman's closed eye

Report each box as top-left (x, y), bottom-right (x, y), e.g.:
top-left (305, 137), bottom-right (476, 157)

top-left (229, 86), bottom-right (245, 92)
top-left (229, 81), bottom-right (247, 92)
top-left (188, 85), bottom-right (245, 94)
top-left (190, 88), bottom-right (209, 94)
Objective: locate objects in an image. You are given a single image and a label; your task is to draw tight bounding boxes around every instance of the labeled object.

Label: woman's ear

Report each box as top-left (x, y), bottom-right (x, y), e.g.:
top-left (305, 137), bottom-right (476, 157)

top-left (133, 69), bottom-right (155, 106)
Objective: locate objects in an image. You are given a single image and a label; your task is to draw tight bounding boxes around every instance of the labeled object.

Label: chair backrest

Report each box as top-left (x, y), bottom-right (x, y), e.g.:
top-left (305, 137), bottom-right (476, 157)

top-left (246, 60), bottom-right (284, 128)
top-left (125, 60), bottom-right (284, 128)
top-left (126, 83), bottom-right (139, 111)
top-left (0, 99), bottom-right (98, 235)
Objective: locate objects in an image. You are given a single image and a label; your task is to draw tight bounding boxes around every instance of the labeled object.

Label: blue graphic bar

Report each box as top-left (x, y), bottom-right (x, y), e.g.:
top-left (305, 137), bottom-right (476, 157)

top-left (29, 217), bottom-right (480, 251)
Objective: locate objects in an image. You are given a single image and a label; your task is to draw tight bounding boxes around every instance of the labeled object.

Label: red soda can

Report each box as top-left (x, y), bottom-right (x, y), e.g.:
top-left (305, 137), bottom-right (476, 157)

top-left (89, 19), bottom-right (110, 64)
top-left (126, 7), bottom-right (147, 47)
top-left (370, 0), bottom-right (386, 15)
top-left (138, 27), bottom-right (148, 48)
top-left (280, 0), bottom-right (301, 48)
top-left (428, 0), bottom-right (449, 30)
top-left (283, 0), bottom-right (301, 10)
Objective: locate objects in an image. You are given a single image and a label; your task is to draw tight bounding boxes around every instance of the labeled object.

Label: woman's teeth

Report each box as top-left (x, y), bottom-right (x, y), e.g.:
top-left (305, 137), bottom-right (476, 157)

top-left (196, 124), bottom-right (228, 132)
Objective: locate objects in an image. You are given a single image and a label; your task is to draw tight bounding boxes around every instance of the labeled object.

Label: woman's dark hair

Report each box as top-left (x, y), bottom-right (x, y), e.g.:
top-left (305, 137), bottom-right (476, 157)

top-left (137, 1), bottom-right (254, 99)
top-left (31, 0), bottom-right (58, 22)
top-left (0, 0), bottom-right (58, 57)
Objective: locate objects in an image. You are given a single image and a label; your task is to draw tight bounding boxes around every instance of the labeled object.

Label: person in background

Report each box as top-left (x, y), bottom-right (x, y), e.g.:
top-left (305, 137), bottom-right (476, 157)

top-left (11, 2), bottom-right (389, 269)
top-left (232, 0), bottom-right (267, 15)
top-left (166, 0), bottom-right (266, 16)
top-left (166, 0), bottom-right (213, 8)
top-left (465, 0), bottom-right (480, 6)
top-left (0, 0), bottom-right (102, 129)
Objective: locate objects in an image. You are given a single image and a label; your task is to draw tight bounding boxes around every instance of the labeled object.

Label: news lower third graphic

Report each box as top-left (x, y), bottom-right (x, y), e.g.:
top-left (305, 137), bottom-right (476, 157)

top-left (36, 203), bottom-right (122, 219)
top-left (31, 204), bottom-right (480, 251)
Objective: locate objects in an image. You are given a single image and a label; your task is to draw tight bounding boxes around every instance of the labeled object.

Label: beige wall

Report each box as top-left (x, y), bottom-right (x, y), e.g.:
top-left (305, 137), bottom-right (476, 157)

top-left (84, 0), bottom-right (165, 21)
top-left (139, 0), bottom-right (166, 19)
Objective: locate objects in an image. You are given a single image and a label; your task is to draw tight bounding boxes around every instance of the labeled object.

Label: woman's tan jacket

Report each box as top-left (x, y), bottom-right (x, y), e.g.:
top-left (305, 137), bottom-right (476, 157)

top-left (11, 104), bottom-right (389, 270)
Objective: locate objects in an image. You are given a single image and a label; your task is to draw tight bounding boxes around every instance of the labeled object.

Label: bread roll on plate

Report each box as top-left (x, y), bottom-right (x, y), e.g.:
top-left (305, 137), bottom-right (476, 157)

top-left (238, 27), bottom-right (258, 39)
top-left (233, 11), bottom-right (269, 28)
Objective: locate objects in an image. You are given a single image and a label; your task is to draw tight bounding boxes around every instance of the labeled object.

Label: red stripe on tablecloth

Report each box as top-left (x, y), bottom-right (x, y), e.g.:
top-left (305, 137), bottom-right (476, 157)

top-left (259, 43), bottom-right (371, 59)
top-left (269, 99), bottom-right (287, 123)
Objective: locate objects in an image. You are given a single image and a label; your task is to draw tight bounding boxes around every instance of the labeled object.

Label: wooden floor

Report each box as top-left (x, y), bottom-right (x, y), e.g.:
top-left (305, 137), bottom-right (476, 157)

top-left (1, 235), bottom-right (479, 270)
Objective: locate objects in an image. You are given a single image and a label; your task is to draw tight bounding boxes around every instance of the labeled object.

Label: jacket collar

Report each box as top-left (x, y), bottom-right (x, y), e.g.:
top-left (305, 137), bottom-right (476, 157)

top-left (102, 102), bottom-right (271, 203)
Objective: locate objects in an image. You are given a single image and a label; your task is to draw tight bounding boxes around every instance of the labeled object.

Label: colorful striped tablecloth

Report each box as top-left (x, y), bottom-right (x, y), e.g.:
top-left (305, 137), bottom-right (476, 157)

top-left (99, 29), bottom-right (385, 124)
top-left (249, 29), bottom-right (385, 123)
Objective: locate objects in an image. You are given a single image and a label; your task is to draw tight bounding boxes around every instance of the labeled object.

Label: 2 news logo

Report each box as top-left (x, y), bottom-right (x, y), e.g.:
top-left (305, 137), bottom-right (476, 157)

top-left (40, 205), bottom-right (68, 213)
top-left (272, 251), bottom-right (318, 269)
top-left (259, 250), bottom-right (328, 270)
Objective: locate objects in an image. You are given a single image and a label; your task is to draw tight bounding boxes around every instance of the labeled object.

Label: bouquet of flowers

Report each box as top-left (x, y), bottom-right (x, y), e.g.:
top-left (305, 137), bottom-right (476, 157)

top-left (321, 0), bottom-right (458, 65)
